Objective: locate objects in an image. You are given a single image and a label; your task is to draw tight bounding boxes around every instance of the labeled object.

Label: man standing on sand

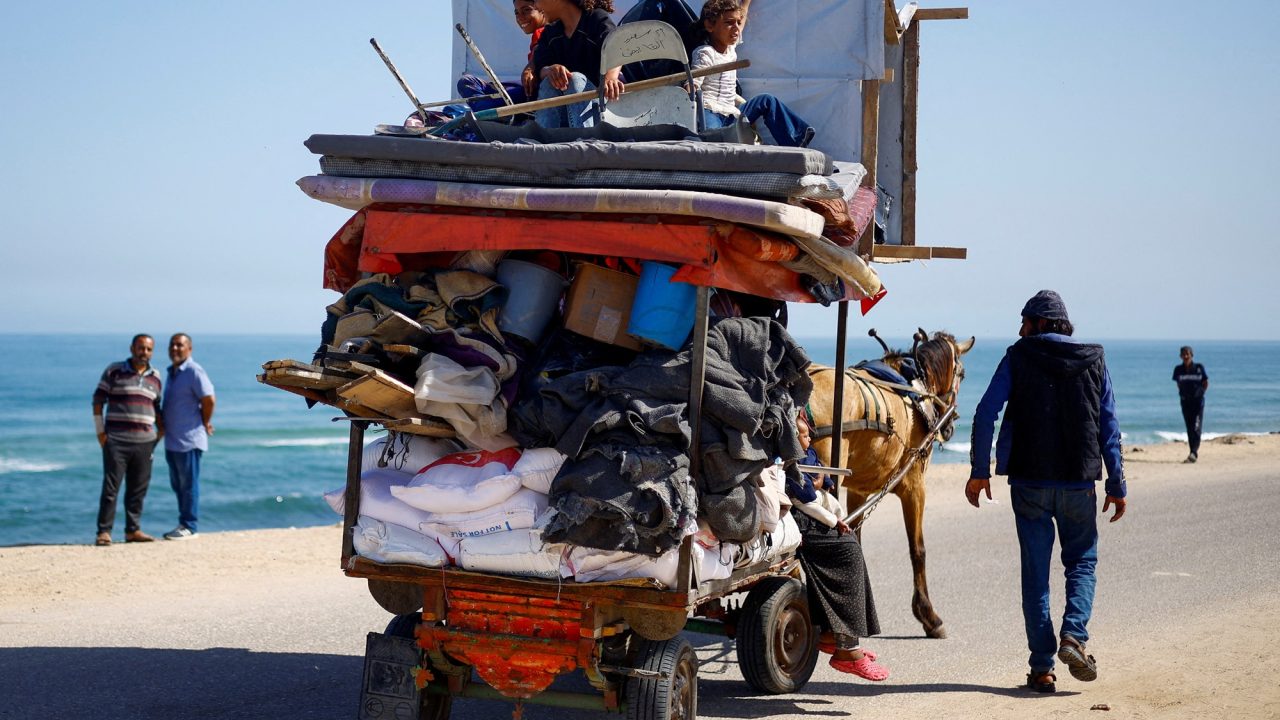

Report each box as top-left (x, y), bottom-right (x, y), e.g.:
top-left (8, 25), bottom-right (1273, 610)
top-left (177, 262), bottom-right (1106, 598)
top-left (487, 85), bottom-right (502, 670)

top-left (965, 290), bottom-right (1127, 694)
top-left (1172, 346), bottom-right (1208, 464)
top-left (161, 333), bottom-right (215, 540)
top-left (92, 334), bottom-right (163, 546)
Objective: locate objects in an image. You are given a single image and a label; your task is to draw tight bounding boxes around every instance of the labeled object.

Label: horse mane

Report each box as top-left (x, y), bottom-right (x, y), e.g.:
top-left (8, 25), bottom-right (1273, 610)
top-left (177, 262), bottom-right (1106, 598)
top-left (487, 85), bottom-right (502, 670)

top-left (879, 332), bottom-right (956, 389)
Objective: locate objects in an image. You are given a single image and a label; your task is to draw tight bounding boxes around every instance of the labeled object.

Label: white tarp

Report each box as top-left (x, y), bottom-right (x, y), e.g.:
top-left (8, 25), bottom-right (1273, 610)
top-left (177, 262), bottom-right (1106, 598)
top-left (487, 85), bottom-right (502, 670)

top-left (450, 0), bottom-right (885, 161)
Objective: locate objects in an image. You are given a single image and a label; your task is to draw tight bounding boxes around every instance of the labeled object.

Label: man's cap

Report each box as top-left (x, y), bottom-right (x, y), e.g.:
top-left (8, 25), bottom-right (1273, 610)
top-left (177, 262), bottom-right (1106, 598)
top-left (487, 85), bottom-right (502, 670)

top-left (1021, 290), bottom-right (1069, 321)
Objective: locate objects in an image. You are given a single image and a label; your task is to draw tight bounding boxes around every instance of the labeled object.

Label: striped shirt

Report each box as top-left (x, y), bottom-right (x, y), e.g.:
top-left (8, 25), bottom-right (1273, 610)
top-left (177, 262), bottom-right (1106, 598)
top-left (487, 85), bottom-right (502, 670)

top-left (93, 360), bottom-right (162, 443)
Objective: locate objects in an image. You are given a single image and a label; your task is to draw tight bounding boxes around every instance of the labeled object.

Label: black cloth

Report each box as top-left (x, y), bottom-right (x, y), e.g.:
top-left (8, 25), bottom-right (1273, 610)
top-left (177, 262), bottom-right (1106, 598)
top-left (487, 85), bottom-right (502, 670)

top-left (532, 9), bottom-right (616, 86)
top-left (1173, 362), bottom-right (1208, 399)
top-left (1005, 336), bottom-right (1106, 482)
top-left (98, 438), bottom-right (156, 534)
top-left (792, 508), bottom-right (880, 640)
top-left (1021, 289), bottom-right (1070, 321)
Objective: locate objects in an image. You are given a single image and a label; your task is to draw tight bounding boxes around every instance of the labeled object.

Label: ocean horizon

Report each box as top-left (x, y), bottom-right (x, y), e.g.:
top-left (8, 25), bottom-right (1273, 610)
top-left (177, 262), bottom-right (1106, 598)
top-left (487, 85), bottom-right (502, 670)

top-left (1, 333), bottom-right (1275, 547)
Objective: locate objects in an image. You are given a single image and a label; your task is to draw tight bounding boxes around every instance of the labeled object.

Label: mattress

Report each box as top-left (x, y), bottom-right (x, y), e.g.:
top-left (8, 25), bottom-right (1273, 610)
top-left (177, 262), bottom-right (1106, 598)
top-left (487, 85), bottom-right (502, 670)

top-left (297, 175), bottom-right (828, 241)
top-left (305, 134), bottom-right (835, 176)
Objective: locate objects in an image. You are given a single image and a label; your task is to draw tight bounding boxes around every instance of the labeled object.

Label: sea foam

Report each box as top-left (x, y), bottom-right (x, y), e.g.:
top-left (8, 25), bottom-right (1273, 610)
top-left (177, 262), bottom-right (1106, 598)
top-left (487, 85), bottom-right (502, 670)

top-left (0, 457), bottom-right (67, 474)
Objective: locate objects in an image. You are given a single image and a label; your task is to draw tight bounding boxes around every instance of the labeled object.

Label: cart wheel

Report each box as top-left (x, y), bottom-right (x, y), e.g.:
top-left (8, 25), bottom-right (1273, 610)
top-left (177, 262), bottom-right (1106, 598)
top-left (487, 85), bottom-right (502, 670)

top-left (736, 576), bottom-right (818, 694)
top-left (384, 614), bottom-right (454, 720)
top-left (625, 636), bottom-right (697, 720)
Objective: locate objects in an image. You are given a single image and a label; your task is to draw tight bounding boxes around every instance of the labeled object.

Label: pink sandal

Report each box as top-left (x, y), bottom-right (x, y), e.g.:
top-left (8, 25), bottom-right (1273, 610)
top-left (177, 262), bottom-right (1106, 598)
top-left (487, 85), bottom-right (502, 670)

top-left (817, 641), bottom-right (876, 661)
top-left (830, 655), bottom-right (890, 681)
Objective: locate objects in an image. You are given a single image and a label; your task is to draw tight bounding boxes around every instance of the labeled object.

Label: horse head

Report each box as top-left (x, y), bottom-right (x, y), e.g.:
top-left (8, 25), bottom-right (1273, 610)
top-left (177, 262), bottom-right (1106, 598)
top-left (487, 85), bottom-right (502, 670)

top-left (879, 330), bottom-right (975, 442)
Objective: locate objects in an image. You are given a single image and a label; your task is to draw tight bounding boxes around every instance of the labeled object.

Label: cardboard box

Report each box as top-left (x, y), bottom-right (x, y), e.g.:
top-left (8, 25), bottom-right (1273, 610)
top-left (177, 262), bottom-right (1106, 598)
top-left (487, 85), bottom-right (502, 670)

top-left (563, 264), bottom-right (644, 351)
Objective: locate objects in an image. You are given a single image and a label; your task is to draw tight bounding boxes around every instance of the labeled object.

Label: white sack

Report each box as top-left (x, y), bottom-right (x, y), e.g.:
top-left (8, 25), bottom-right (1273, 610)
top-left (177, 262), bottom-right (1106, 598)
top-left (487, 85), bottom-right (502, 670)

top-left (738, 511), bottom-right (803, 567)
top-left (323, 468), bottom-right (436, 532)
top-left (509, 447), bottom-right (567, 495)
top-left (414, 353), bottom-right (517, 451)
top-left (567, 545), bottom-right (683, 587)
top-left (421, 487), bottom-right (549, 543)
top-left (352, 516), bottom-right (450, 568)
top-left (361, 434), bottom-right (463, 475)
top-left (696, 541), bottom-right (735, 584)
top-left (391, 448), bottom-right (523, 513)
top-left (459, 528), bottom-right (566, 579)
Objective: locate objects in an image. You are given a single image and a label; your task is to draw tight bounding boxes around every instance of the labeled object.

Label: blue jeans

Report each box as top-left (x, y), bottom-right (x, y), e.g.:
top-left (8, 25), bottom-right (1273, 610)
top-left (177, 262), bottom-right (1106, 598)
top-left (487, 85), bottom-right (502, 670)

top-left (1011, 485), bottom-right (1098, 673)
top-left (534, 73), bottom-right (596, 129)
top-left (166, 448), bottom-right (202, 532)
top-left (705, 94), bottom-right (813, 147)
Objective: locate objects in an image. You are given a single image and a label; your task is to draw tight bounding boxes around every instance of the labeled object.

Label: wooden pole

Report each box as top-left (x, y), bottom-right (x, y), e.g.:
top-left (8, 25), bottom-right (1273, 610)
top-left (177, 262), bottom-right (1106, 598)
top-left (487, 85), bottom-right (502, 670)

top-left (858, 79), bottom-right (881, 256)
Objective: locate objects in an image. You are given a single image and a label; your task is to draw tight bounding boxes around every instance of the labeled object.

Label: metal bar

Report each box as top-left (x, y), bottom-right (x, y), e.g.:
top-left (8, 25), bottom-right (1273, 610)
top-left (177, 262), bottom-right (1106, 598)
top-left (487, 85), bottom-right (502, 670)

top-left (797, 464), bottom-right (853, 477)
top-left (680, 285), bottom-right (711, 597)
top-left (369, 38), bottom-right (430, 124)
top-left (455, 23), bottom-right (514, 106)
top-left (341, 421), bottom-right (366, 562)
top-left (829, 301), bottom-right (850, 474)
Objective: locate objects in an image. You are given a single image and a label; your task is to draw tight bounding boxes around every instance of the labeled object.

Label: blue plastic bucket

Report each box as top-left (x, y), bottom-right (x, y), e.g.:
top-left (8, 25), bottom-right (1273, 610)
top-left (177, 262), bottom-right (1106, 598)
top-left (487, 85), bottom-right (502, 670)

top-left (497, 259), bottom-right (568, 344)
top-left (627, 261), bottom-right (697, 350)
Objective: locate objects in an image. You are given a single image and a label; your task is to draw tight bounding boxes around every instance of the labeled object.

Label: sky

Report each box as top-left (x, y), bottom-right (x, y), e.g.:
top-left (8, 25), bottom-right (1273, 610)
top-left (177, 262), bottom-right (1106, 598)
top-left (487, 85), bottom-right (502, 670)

top-left (2, 1), bottom-right (1278, 342)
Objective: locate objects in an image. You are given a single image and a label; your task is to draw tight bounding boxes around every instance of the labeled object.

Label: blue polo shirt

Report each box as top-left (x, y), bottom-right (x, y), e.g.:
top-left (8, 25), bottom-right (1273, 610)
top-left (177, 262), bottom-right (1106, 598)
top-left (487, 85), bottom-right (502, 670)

top-left (163, 358), bottom-right (215, 453)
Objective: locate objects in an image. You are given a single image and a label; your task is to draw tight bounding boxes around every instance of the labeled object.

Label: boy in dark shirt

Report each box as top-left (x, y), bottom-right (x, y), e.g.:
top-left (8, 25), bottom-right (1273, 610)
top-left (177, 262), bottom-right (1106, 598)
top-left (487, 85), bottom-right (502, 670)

top-left (1172, 346), bottom-right (1209, 463)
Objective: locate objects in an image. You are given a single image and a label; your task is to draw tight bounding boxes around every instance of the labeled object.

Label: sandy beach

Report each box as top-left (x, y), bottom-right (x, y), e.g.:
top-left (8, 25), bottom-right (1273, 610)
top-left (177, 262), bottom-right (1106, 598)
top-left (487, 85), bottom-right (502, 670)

top-left (3, 434), bottom-right (1278, 719)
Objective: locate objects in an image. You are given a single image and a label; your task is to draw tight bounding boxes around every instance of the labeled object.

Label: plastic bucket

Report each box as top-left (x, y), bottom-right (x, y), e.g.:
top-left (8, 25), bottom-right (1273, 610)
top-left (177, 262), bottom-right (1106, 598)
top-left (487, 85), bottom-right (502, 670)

top-left (627, 261), bottom-right (697, 350)
top-left (497, 259), bottom-right (568, 344)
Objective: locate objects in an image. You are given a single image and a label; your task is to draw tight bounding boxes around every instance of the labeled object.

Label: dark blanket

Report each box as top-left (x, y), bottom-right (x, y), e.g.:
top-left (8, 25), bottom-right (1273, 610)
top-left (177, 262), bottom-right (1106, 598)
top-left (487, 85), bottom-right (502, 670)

top-left (515, 317), bottom-right (813, 552)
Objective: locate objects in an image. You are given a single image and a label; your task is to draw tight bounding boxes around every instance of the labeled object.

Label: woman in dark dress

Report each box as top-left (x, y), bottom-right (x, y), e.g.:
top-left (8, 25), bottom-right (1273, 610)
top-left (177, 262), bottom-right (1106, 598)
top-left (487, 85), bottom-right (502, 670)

top-left (791, 412), bottom-right (890, 681)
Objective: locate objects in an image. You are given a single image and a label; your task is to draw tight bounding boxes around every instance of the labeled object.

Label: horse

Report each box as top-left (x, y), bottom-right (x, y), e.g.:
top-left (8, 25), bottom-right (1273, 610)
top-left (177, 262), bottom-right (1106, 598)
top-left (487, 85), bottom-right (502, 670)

top-left (806, 329), bottom-right (974, 639)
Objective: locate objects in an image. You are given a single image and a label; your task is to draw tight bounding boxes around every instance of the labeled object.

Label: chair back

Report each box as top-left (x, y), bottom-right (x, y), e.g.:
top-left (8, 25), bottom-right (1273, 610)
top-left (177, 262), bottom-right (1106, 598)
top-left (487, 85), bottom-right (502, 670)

top-left (597, 20), bottom-right (701, 130)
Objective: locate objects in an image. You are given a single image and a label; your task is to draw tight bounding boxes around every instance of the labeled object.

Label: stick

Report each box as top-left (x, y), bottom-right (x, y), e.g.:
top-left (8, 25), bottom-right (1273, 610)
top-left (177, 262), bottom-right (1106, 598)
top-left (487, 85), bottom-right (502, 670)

top-left (370, 38), bottom-right (431, 124)
top-left (455, 23), bottom-right (514, 107)
top-left (428, 59), bottom-right (749, 136)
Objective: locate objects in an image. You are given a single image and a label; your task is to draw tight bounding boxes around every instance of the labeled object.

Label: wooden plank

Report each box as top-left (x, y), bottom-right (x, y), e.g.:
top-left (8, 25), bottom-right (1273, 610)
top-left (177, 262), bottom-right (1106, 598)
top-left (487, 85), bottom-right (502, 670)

top-left (261, 365), bottom-right (351, 391)
top-left (883, 0), bottom-right (900, 43)
top-left (916, 7), bottom-right (968, 20)
top-left (871, 245), bottom-right (967, 260)
top-left (337, 369), bottom-right (420, 420)
top-left (859, 79), bottom-right (881, 256)
top-left (901, 21), bottom-right (921, 247)
top-left (382, 417), bottom-right (456, 438)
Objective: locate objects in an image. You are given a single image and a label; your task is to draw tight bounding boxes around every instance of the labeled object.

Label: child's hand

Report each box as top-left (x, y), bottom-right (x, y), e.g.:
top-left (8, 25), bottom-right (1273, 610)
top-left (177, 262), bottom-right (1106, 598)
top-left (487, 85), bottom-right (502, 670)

top-left (545, 64), bottom-right (571, 91)
top-left (602, 68), bottom-right (625, 101)
top-left (523, 66), bottom-right (538, 97)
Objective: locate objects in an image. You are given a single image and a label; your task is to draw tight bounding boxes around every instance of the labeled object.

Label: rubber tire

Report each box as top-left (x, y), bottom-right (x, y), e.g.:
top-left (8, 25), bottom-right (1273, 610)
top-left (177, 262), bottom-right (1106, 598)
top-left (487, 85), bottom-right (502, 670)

top-left (383, 614), bottom-right (453, 720)
top-left (736, 576), bottom-right (819, 694)
top-left (625, 636), bottom-right (698, 720)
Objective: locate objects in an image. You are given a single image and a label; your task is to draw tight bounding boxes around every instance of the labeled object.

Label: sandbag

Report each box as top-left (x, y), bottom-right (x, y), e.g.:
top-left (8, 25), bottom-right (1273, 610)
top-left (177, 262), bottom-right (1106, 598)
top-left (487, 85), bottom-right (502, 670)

top-left (458, 528), bottom-right (566, 579)
top-left (391, 448), bottom-right (523, 513)
top-left (352, 516), bottom-right (449, 568)
top-left (323, 468), bottom-right (435, 532)
top-left (421, 487), bottom-right (549, 545)
top-left (361, 434), bottom-right (463, 475)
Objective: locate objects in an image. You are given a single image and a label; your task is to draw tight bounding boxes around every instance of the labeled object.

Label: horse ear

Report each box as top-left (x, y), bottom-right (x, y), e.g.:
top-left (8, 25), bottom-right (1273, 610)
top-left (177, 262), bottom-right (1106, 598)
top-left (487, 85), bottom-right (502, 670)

top-left (957, 336), bottom-right (976, 355)
top-left (916, 327), bottom-right (928, 342)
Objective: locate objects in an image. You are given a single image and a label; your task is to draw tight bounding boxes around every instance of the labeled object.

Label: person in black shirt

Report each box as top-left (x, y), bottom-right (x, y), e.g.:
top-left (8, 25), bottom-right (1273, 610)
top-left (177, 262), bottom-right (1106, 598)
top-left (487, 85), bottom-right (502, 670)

top-left (530, 0), bottom-right (624, 127)
top-left (1172, 346), bottom-right (1209, 463)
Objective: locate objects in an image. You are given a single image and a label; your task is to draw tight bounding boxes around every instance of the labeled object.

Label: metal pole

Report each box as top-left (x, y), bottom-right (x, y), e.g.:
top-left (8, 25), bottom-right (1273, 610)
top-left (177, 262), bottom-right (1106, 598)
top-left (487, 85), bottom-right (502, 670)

top-left (370, 38), bottom-right (430, 124)
top-left (455, 23), bottom-right (515, 106)
top-left (341, 420), bottom-right (367, 562)
top-left (830, 301), bottom-right (849, 475)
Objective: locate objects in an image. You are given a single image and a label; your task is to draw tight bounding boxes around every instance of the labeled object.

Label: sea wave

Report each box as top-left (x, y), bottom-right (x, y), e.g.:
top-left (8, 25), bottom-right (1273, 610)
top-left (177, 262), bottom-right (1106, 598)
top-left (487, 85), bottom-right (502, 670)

top-left (256, 438), bottom-right (350, 448)
top-left (939, 441), bottom-right (970, 454)
top-left (0, 457), bottom-right (67, 475)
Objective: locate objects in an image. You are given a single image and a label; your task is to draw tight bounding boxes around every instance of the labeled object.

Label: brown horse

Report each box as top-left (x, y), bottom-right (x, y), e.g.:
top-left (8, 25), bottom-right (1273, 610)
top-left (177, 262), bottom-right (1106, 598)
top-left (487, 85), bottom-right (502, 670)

top-left (807, 330), bottom-right (974, 639)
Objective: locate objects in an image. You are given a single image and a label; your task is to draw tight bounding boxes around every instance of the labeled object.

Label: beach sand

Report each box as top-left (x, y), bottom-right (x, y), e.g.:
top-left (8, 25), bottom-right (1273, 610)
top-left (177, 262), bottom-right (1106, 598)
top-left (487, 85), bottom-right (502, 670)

top-left (2, 434), bottom-right (1278, 719)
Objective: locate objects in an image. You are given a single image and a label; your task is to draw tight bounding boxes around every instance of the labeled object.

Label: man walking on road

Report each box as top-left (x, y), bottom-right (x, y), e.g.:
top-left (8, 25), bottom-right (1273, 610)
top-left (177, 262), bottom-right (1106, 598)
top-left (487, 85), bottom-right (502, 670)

top-left (1173, 346), bottom-right (1208, 463)
top-left (161, 333), bottom-right (215, 540)
top-left (965, 290), bottom-right (1127, 694)
top-left (92, 334), bottom-right (163, 546)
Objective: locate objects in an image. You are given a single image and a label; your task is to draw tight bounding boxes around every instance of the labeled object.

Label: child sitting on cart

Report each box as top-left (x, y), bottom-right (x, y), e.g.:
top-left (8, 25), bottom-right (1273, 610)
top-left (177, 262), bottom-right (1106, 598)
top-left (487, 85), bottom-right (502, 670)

top-left (792, 410), bottom-right (891, 681)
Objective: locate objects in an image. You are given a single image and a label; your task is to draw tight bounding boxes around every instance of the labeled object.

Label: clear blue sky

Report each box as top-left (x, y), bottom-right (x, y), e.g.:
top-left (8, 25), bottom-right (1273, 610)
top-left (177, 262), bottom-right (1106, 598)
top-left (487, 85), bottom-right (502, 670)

top-left (2, 1), bottom-right (1277, 341)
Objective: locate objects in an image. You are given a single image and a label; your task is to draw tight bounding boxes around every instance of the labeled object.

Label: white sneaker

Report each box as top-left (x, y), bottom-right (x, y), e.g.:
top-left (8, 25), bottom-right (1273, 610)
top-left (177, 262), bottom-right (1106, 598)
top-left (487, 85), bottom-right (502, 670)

top-left (163, 526), bottom-right (197, 540)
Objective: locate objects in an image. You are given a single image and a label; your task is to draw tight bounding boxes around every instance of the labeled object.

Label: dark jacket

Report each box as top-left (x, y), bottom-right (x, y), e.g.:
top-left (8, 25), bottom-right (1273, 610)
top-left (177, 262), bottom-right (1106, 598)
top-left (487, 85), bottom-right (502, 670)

top-left (970, 333), bottom-right (1126, 497)
top-left (532, 9), bottom-right (616, 86)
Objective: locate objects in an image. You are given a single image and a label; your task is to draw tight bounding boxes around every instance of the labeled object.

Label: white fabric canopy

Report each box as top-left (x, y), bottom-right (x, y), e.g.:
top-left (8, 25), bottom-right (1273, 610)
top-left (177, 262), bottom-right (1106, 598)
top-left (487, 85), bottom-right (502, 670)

top-left (450, 0), bottom-right (885, 161)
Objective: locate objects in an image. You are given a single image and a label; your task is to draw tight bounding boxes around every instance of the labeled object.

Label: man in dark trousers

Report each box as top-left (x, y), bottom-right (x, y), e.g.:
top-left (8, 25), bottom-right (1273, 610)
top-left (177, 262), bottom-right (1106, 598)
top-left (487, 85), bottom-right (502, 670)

top-left (92, 334), bottom-right (163, 546)
top-left (965, 290), bottom-right (1127, 694)
top-left (1172, 346), bottom-right (1208, 463)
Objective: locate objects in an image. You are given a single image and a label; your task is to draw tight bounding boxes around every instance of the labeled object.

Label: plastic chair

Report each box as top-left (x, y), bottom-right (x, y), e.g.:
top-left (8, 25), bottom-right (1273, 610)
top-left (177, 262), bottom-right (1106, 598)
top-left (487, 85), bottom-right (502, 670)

top-left (596, 20), bottom-right (702, 130)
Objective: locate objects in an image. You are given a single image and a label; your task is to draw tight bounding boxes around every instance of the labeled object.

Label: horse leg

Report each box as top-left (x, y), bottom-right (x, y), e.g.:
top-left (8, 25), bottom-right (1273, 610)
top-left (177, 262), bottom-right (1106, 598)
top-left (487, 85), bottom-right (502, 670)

top-left (897, 474), bottom-right (946, 639)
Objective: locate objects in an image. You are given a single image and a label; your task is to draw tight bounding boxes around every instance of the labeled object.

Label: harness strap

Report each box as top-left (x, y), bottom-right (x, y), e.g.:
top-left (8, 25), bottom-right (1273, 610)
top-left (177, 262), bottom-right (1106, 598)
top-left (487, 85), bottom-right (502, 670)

top-left (811, 418), bottom-right (895, 440)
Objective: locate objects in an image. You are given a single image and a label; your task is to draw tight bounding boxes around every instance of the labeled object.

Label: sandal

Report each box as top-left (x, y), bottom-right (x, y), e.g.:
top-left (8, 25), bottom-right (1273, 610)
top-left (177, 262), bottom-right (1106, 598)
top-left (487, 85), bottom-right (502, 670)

top-left (1057, 636), bottom-right (1098, 682)
top-left (817, 640), bottom-right (876, 661)
top-left (1026, 670), bottom-right (1056, 693)
top-left (830, 655), bottom-right (890, 681)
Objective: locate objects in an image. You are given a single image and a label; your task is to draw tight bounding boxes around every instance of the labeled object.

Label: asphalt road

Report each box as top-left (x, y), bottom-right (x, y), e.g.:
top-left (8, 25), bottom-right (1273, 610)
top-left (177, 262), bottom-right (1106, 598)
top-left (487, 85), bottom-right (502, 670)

top-left (3, 458), bottom-right (1277, 719)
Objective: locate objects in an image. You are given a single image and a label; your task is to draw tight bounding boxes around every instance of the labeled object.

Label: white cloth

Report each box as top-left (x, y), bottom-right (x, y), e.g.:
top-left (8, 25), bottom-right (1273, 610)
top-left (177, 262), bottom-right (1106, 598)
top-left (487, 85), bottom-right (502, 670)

top-left (414, 353), bottom-right (517, 451)
top-left (690, 44), bottom-right (740, 116)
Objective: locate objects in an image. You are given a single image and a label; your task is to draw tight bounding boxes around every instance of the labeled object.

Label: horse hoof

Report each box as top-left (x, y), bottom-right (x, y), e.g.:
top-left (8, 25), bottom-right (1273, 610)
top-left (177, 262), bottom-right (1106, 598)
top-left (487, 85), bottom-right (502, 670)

top-left (926, 624), bottom-right (947, 639)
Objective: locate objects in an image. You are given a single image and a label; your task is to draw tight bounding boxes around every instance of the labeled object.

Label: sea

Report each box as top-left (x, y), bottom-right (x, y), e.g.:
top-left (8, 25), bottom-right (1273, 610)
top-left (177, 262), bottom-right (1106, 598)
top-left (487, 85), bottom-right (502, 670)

top-left (1, 334), bottom-right (1276, 547)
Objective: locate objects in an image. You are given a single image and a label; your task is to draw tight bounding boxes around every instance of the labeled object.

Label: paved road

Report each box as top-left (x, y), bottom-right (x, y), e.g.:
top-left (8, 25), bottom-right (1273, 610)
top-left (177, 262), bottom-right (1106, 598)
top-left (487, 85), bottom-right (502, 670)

top-left (3, 457), bottom-right (1277, 719)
